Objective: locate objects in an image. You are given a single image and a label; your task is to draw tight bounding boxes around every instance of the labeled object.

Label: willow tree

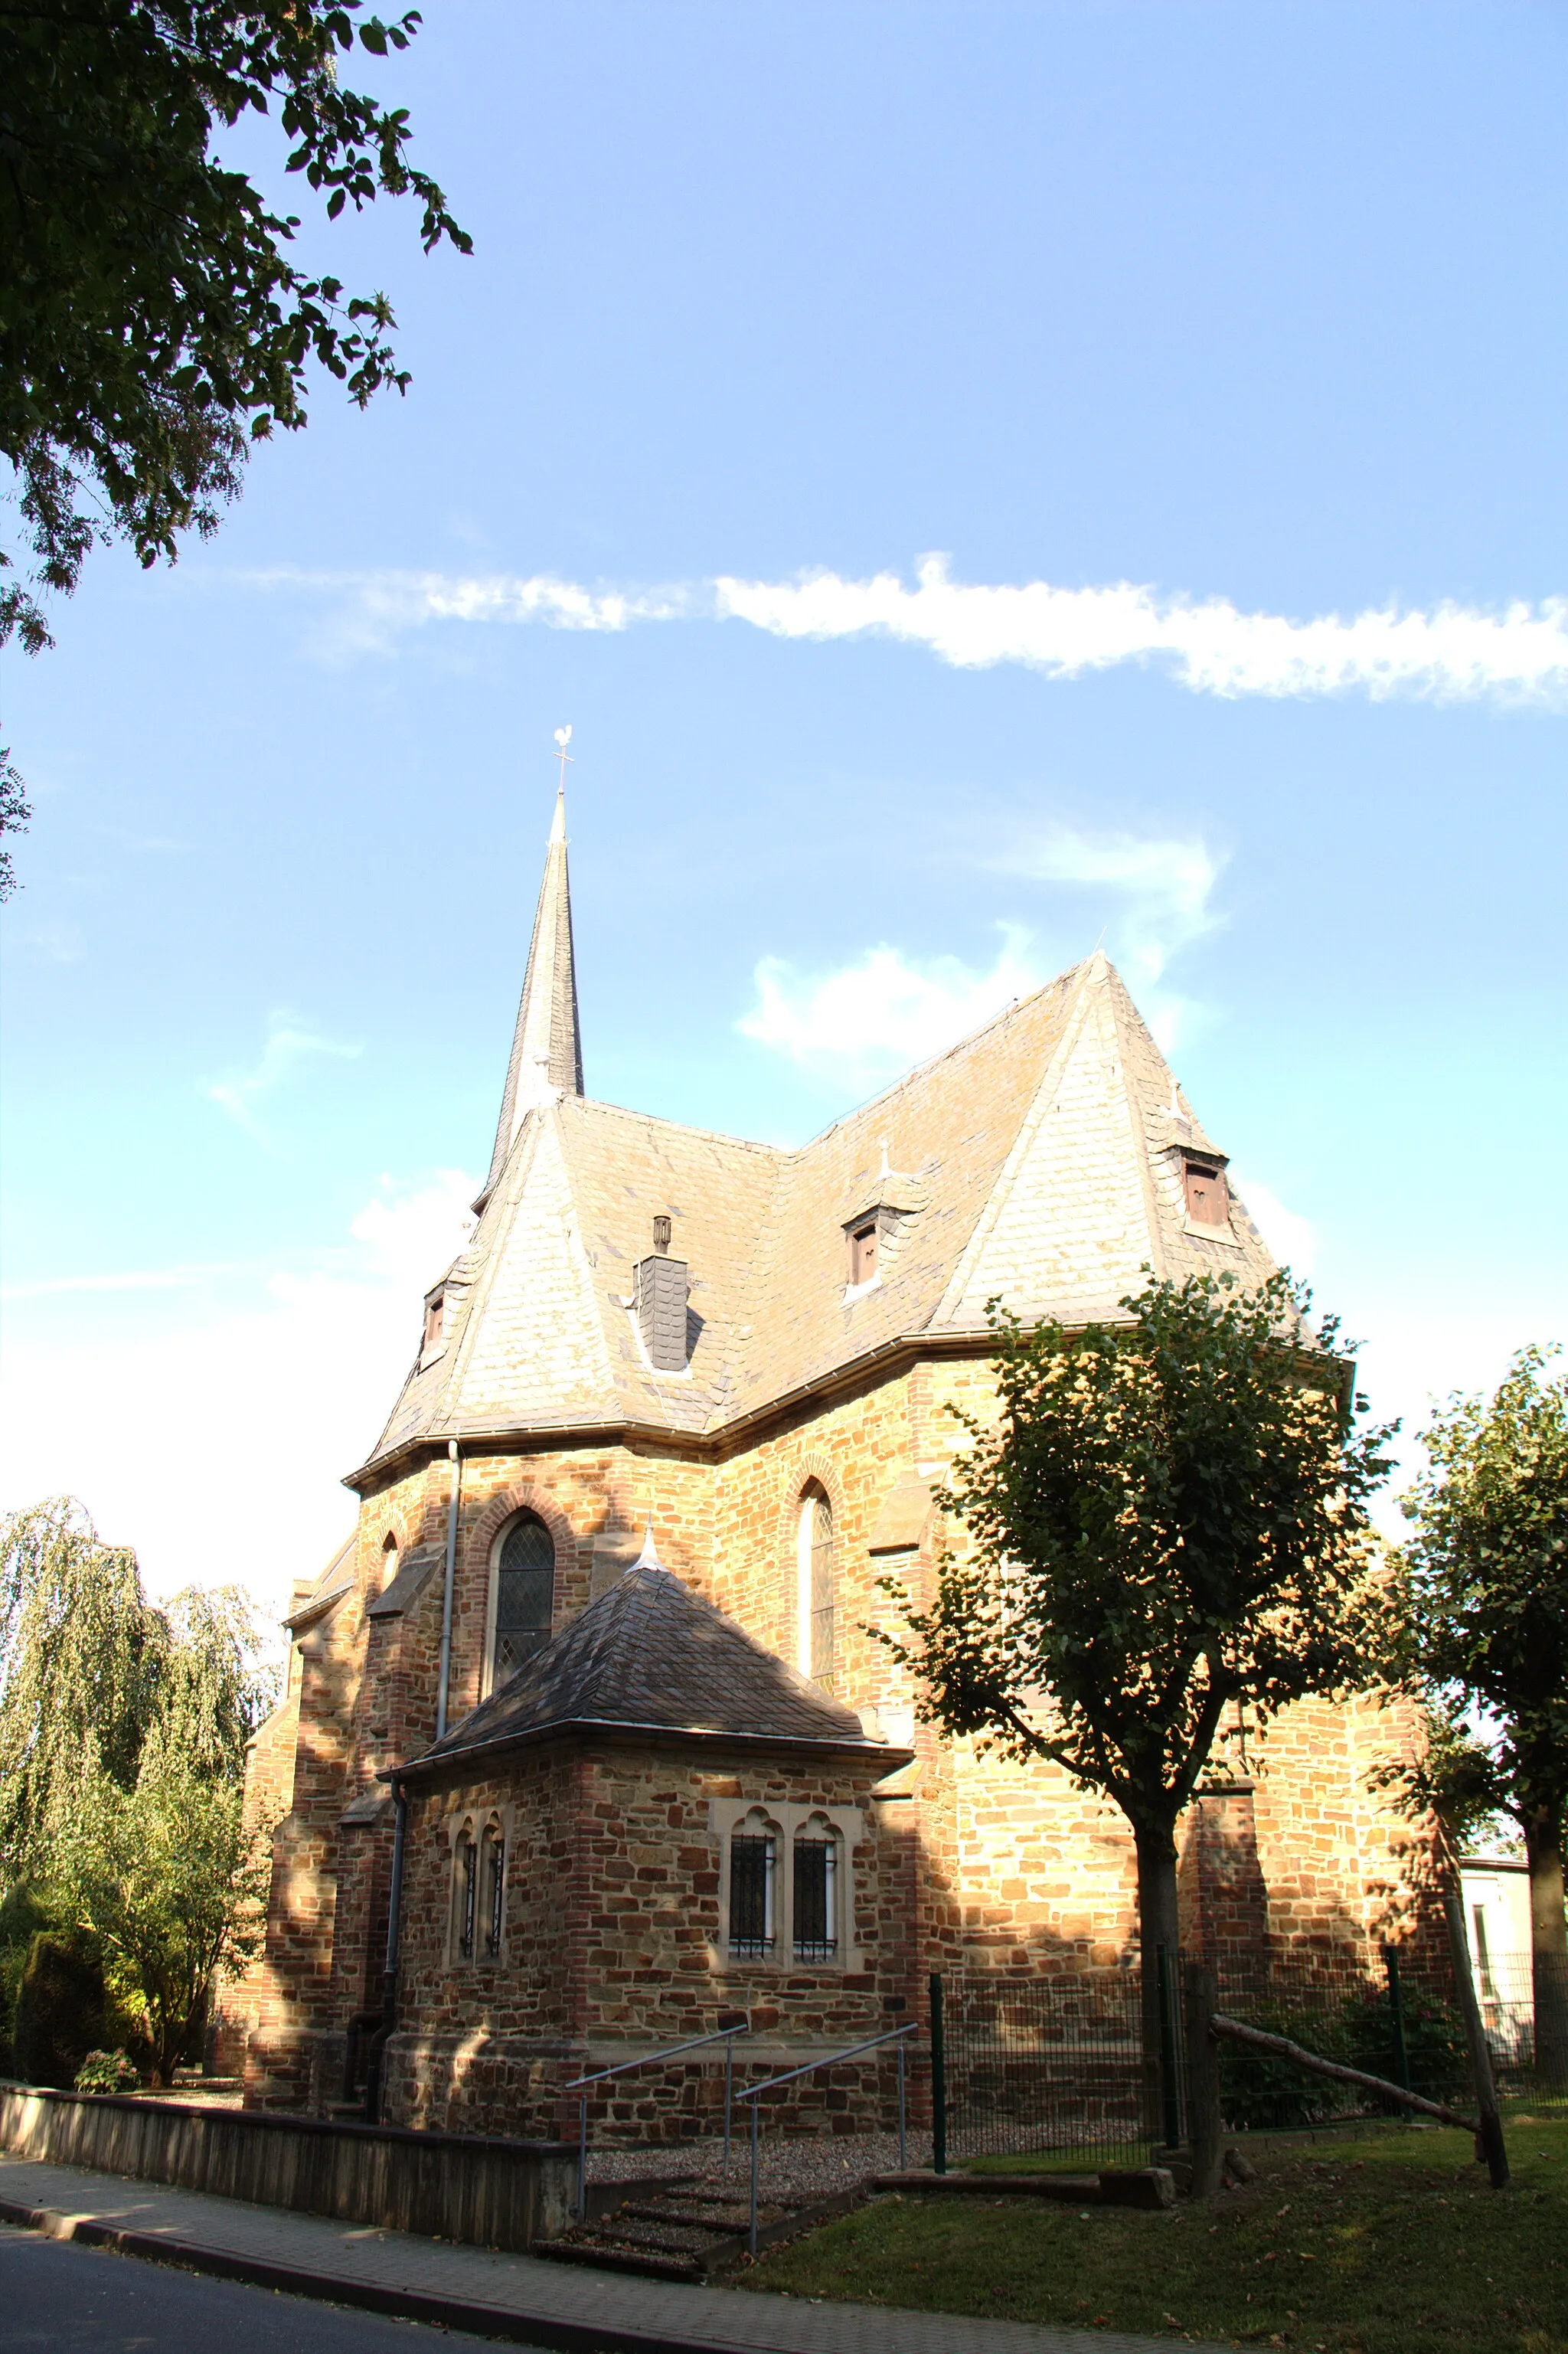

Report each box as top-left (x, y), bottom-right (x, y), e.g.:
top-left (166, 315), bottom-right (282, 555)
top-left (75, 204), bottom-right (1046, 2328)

top-left (878, 1270), bottom-right (1393, 2056)
top-left (0, 1498), bottom-right (162, 1878)
top-left (0, 1497), bottom-right (276, 2078)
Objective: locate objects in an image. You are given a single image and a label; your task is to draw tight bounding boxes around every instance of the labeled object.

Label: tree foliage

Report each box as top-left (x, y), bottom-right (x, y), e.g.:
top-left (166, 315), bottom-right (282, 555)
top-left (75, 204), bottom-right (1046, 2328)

top-left (55, 1762), bottom-right (271, 2083)
top-left (877, 1270), bottom-right (1395, 1986)
top-left (1389, 1345), bottom-right (1568, 2068)
top-left (0, 1497), bottom-right (162, 1876)
top-left (0, 0), bottom-right (470, 888)
top-left (0, 1496), bottom-right (279, 2079)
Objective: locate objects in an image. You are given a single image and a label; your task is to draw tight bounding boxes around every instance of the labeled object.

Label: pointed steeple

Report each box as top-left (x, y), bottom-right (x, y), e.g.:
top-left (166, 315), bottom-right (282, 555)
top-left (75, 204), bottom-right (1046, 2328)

top-left (482, 786), bottom-right (584, 1198)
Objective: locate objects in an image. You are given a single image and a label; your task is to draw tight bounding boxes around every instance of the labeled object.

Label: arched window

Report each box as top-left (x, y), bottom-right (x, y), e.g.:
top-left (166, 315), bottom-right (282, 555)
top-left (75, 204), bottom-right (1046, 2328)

top-left (488, 1512), bottom-right (555, 1692)
top-left (452, 1819), bottom-right (479, 1962)
top-left (481, 1819), bottom-right (506, 1960)
top-left (792, 1816), bottom-right (840, 1962)
top-left (381, 1532), bottom-right (399, 1591)
top-left (729, 1812), bottom-right (776, 1958)
top-left (796, 1484), bottom-right (835, 1692)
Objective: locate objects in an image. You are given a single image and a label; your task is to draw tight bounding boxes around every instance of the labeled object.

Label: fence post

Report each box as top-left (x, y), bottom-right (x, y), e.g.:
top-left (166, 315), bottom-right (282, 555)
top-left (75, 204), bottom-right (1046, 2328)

top-left (1156, 1945), bottom-right (1182, 2153)
top-left (577, 2089), bottom-right (588, 2220)
top-left (929, 1972), bottom-right (947, 2176)
top-left (725, 2037), bottom-right (734, 2167)
top-left (749, 2099), bottom-right (760, 2258)
top-left (1181, 1962), bottom-right (1223, 2198)
top-left (1383, 1942), bottom-right (1411, 2093)
top-left (897, 2038), bottom-right (907, 2171)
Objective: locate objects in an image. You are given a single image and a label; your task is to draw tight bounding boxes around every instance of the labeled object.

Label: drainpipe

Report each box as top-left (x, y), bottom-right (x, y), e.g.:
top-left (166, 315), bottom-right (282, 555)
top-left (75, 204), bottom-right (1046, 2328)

top-left (436, 1438), bottom-right (461, 1741)
top-left (364, 1774), bottom-right (407, 2124)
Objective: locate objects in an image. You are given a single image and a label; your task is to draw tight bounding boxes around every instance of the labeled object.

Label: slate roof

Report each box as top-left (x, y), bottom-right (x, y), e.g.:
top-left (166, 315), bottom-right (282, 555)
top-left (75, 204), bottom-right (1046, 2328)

top-left (353, 802), bottom-right (1283, 1479)
top-left (401, 1561), bottom-right (900, 1778)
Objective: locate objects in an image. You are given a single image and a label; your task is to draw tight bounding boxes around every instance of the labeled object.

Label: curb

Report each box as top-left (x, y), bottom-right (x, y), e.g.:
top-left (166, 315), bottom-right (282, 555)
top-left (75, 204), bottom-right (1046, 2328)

top-left (0, 2195), bottom-right (770, 2354)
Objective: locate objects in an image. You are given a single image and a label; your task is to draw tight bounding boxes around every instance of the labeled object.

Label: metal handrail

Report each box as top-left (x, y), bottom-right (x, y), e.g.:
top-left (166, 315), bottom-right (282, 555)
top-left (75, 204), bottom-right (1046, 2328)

top-left (564, 2016), bottom-right (752, 2218)
top-left (735, 2020), bottom-right (917, 2255)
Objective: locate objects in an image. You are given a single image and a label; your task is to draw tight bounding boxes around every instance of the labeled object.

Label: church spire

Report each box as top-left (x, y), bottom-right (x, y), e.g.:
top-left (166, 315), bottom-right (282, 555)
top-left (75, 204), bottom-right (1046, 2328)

top-left (482, 773), bottom-right (584, 1198)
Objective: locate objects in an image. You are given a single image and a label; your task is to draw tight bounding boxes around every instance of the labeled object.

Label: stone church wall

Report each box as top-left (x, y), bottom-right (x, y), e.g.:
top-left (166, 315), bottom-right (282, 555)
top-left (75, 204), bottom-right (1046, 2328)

top-left (385, 1737), bottom-right (914, 2142)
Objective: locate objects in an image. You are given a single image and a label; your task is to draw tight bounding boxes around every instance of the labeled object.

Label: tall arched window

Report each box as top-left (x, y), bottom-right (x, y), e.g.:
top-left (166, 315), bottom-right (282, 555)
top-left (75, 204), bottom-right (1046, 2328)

top-left (796, 1484), bottom-right (835, 1693)
top-left (488, 1512), bottom-right (555, 1692)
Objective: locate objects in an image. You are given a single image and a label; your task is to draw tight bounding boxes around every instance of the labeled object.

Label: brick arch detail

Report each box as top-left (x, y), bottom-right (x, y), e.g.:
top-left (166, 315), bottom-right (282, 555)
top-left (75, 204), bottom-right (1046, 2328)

top-left (465, 1484), bottom-right (581, 1585)
top-left (775, 1448), bottom-right (848, 1559)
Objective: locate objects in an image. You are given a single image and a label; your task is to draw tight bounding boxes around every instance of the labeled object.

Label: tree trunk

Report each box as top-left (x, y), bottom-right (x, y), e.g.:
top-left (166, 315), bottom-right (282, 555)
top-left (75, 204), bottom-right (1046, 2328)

top-left (1524, 1803), bottom-right (1568, 2088)
top-left (1135, 1818), bottom-right (1181, 2143)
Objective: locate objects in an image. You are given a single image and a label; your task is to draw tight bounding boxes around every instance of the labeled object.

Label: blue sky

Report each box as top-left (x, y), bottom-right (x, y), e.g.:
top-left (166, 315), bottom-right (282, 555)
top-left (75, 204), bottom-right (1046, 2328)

top-left (2, 1), bottom-right (1564, 1606)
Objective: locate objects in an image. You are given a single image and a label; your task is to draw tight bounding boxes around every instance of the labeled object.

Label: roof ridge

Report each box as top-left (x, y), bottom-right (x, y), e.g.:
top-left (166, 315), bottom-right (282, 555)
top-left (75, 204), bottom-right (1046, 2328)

top-left (785, 958), bottom-right (1094, 1158)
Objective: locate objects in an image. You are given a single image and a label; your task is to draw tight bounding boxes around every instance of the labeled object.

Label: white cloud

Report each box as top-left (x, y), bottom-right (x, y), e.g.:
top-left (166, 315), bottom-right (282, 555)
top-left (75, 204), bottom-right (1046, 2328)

top-left (207, 1010), bottom-right (361, 1144)
top-left (254, 557), bottom-right (1568, 705)
top-left (738, 927), bottom-right (1047, 1086)
top-left (2, 1264), bottom-right (239, 1302)
top-left (714, 557), bottom-right (1568, 703)
top-left (0, 1172), bottom-right (477, 1615)
top-left (987, 825), bottom-right (1223, 1035)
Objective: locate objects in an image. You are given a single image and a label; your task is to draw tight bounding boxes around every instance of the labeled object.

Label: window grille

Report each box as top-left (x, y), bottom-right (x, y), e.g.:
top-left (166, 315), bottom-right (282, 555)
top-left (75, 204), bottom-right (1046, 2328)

top-left (792, 1835), bottom-right (838, 1960)
top-left (485, 1833), bottom-right (505, 1959)
top-left (730, 1832), bottom-right (775, 1957)
top-left (458, 1836), bottom-right (478, 1960)
top-left (493, 1514), bottom-right (555, 1685)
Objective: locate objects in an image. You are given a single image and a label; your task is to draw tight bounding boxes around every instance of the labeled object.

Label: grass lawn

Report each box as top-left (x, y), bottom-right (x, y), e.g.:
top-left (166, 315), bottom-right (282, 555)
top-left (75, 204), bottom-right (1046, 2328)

top-left (743, 2117), bottom-right (1568, 2352)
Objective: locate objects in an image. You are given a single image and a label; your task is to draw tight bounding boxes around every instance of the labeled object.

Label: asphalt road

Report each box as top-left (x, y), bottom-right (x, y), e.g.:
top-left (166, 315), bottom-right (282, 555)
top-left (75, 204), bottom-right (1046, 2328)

top-left (0, 2222), bottom-right (552, 2352)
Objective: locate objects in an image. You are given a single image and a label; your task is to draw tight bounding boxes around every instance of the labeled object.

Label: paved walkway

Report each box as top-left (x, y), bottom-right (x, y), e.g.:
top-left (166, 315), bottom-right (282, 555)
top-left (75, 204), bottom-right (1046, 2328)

top-left (0, 2156), bottom-right (1231, 2354)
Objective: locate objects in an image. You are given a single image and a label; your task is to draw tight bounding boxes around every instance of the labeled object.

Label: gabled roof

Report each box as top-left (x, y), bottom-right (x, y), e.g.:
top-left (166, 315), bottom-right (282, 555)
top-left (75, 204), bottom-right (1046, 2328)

top-left (400, 1561), bottom-right (899, 1778)
top-left (357, 950), bottom-right (1281, 1478)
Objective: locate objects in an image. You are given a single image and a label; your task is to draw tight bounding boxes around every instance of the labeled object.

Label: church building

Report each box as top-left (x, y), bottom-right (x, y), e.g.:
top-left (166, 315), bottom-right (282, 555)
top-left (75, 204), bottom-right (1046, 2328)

top-left (224, 787), bottom-right (1418, 2134)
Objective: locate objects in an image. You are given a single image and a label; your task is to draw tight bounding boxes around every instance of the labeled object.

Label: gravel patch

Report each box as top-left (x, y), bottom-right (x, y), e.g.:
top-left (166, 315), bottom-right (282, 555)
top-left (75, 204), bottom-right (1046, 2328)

top-left (588, 2127), bottom-right (936, 2203)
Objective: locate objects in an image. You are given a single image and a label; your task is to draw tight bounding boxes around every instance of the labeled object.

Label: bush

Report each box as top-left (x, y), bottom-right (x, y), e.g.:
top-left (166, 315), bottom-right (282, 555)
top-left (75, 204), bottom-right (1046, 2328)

top-left (1218, 1983), bottom-right (1469, 2133)
top-left (74, 2048), bottom-right (139, 2094)
top-left (11, 1929), bottom-right (110, 2088)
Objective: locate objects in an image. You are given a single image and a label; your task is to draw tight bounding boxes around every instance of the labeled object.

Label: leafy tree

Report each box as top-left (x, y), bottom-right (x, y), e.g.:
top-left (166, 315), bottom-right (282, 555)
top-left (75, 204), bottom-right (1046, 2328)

top-left (54, 1752), bottom-right (272, 2084)
top-left (1393, 1345), bottom-right (1568, 2079)
top-left (876, 1269), bottom-right (1394, 2078)
top-left (0, 0), bottom-right (471, 888)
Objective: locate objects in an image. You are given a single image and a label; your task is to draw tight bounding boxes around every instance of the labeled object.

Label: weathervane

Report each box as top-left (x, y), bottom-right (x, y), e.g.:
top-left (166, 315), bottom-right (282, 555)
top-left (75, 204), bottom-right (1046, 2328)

top-left (554, 724), bottom-right (573, 793)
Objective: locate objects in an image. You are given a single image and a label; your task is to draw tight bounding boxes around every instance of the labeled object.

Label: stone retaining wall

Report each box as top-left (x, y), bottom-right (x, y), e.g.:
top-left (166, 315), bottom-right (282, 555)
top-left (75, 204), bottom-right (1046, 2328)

top-left (0, 2081), bottom-right (575, 2251)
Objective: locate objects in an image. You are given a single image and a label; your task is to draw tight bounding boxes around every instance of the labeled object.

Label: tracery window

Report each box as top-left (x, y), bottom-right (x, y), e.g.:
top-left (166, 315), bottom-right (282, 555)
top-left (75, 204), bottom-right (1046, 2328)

top-left (488, 1512), bottom-right (555, 1692)
top-left (796, 1485), bottom-right (835, 1693)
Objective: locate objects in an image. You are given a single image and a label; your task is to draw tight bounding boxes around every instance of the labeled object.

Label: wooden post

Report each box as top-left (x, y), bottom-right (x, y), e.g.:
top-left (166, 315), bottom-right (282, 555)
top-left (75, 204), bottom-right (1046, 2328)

top-left (1182, 1963), bottom-right (1224, 2199)
top-left (1442, 1878), bottom-right (1510, 2189)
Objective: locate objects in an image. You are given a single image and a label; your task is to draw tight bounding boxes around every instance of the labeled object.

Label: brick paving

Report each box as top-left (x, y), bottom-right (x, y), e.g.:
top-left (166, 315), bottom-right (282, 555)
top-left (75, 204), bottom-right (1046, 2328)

top-left (0, 2154), bottom-right (1230, 2354)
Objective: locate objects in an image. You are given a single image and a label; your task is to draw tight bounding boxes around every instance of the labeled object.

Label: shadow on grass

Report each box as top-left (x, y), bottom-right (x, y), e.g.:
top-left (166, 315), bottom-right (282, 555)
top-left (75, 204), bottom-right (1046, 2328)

top-left (745, 2118), bottom-right (1568, 2354)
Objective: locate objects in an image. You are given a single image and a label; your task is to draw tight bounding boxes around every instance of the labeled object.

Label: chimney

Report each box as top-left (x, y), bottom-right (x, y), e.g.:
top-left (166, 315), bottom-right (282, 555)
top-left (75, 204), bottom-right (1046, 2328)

top-left (634, 1218), bottom-right (688, 1372)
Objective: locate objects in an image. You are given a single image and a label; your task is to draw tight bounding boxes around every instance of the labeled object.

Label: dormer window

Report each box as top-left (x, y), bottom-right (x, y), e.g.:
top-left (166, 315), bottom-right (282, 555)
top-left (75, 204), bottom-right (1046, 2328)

top-left (1184, 1159), bottom-right (1228, 1228)
top-left (848, 1221), bottom-right (878, 1286)
top-left (423, 1290), bottom-right (446, 1352)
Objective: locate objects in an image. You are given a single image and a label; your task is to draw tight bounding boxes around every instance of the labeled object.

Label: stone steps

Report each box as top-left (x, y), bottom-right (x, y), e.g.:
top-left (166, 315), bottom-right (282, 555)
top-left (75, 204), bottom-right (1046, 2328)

top-left (534, 2181), bottom-right (863, 2281)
